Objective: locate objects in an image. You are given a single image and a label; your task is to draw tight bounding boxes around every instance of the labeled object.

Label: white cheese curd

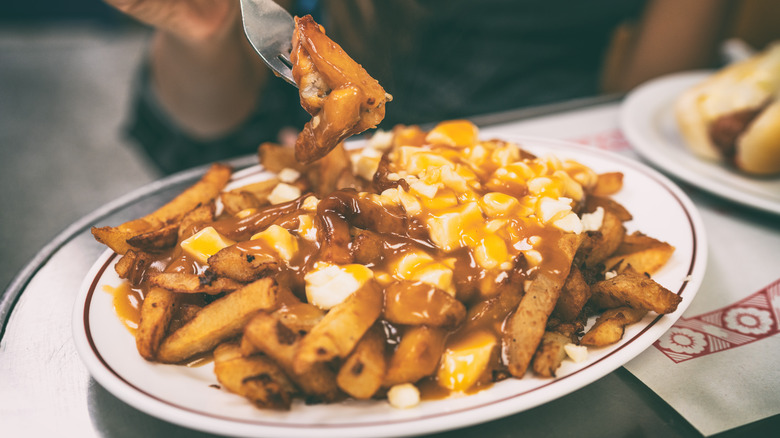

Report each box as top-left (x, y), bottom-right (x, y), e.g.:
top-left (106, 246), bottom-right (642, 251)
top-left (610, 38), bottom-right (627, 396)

top-left (387, 383), bottom-right (420, 409)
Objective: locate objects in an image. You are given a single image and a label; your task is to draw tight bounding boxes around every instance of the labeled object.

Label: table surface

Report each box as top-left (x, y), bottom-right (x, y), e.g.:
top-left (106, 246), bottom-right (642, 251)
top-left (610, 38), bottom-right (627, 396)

top-left (2, 91), bottom-right (779, 438)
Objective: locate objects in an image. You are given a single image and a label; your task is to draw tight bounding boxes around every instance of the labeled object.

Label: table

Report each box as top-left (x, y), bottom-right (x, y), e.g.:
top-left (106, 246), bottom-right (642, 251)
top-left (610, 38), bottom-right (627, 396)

top-left (2, 96), bottom-right (778, 438)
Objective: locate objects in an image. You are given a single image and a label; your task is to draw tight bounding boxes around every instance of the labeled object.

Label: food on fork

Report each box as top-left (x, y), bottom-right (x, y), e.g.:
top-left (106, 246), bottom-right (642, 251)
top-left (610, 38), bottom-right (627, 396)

top-left (291, 14), bottom-right (392, 164)
top-left (91, 120), bottom-right (682, 410)
top-left (675, 43), bottom-right (780, 175)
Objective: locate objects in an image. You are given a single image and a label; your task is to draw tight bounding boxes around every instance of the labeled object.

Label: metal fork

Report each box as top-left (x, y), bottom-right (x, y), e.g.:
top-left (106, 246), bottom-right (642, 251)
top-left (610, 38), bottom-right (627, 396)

top-left (239, 0), bottom-right (297, 87)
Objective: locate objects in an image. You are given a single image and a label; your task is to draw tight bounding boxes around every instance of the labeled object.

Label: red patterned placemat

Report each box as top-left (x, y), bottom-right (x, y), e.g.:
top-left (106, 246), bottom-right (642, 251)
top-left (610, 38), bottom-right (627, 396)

top-left (654, 279), bottom-right (780, 363)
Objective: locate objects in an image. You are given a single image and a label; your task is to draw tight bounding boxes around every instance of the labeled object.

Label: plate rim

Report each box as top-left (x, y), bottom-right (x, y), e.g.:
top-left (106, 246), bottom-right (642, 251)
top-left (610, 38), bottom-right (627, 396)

top-left (72, 136), bottom-right (708, 438)
top-left (620, 70), bottom-right (780, 216)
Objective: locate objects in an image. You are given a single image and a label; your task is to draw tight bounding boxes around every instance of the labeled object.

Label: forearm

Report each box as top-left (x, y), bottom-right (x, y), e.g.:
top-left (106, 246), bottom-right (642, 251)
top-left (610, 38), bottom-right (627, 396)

top-left (612, 0), bottom-right (736, 92)
top-left (150, 16), bottom-right (268, 138)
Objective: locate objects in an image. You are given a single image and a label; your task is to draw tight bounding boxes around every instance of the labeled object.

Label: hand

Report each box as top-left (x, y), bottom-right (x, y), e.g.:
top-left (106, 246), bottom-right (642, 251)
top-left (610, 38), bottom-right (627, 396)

top-left (105, 0), bottom-right (271, 138)
top-left (104, 0), bottom-right (240, 45)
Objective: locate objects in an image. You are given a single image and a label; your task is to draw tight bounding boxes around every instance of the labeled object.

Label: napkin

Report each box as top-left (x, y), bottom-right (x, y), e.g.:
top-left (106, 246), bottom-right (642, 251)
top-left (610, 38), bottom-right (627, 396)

top-left (482, 103), bottom-right (780, 436)
top-left (624, 200), bottom-right (780, 436)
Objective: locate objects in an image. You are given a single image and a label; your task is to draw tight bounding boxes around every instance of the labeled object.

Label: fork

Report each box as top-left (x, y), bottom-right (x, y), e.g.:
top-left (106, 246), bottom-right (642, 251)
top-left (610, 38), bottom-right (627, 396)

top-left (239, 0), bottom-right (298, 87)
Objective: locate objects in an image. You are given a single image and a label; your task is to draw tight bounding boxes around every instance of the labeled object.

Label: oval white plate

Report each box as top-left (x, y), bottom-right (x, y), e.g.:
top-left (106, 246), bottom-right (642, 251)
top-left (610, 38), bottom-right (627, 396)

top-left (620, 70), bottom-right (780, 215)
top-left (73, 137), bottom-right (707, 438)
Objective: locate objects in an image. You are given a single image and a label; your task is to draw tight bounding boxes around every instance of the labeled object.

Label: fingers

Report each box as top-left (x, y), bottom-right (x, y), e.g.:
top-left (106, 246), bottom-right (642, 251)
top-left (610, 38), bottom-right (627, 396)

top-left (104, 0), bottom-right (241, 44)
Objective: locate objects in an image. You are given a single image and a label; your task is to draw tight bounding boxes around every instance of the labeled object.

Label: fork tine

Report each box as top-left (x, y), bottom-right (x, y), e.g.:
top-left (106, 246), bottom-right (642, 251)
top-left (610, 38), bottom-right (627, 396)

top-left (263, 52), bottom-right (296, 86)
top-left (278, 52), bottom-right (293, 68)
top-left (240, 0), bottom-right (297, 87)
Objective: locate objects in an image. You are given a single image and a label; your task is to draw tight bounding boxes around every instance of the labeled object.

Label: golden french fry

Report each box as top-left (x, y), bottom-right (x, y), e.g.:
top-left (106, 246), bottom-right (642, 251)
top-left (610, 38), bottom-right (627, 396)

top-left (294, 281), bottom-right (383, 373)
top-left (258, 142), bottom-right (303, 173)
top-left (590, 269), bottom-right (682, 314)
top-left (603, 232), bottom-right (675, 275)
top-left (156, 278), bottom-right (278, 363)
top-left (385, 325), bottom-right (447, 386)
top-left (583, 195), bottom-right (633, 222)
top-left (531, 331), bottom-right (572, 378)
top-left (114, 249), bottom-right (155, 286)
top-left (580, 306), bottom-right (647, 347)
top-left (177, 202), bottom-right (216, 240)
top-left (579, 210), bottom-right (625, 268)
top-left (337, 325), bottom-right (387, 399)
top-left (213, 343), bottom-right (297, 410)
top-left (91, 163), bottom-right (232, 254)
top-left (148, 272), bottom-right (245, 294)
top-left (238, 177), bottom-right (282, 199)
top-left (220, 191), bottom-right (261, 217)
top-left (274, 301), bottom-right (325, 333)
top-left (145, 163), bottom-right (233, 226)
top-left (168, 303), bottom-right (203, 334)
top-left (136, 286), bottom-right (178, 361)
top-left (591, 172), bottom-right (624, 196)
top-left (311, 143), bottom-right (351, 196)
top-left (125, 224), bottom-right (179, 252)
top-left (384, 281), bottom-right (466, 327)
top-left (552, 265), bottom-right (591, 323)
top-left (503, 233), bottom-right (582, 377)
top-left (91, 226), bottom-right (137, 255)
top-left (207, 245), bottom-right (279, 283)
top-left (243, 311), bottom-right (341, 402)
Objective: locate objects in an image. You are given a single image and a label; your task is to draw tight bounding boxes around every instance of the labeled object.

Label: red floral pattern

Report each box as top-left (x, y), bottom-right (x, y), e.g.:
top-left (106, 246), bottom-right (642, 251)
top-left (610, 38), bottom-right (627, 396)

top-left (654, 279), bottom-right (780, 363)
top-left (569, 129), bottom-right (631, 151)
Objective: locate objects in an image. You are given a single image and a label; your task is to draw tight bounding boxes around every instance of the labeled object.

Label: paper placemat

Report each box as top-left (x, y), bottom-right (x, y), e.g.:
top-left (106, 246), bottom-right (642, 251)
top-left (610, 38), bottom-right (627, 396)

top-left (482, 103), bottom-right (780, 436)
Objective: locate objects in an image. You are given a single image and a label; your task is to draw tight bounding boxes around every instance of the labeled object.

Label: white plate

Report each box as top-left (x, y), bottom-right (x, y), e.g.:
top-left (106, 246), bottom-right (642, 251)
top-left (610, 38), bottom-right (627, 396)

top-left (73, 137), bottom-right (707, 438)
top-left (620, 71), bottom-right (780, 215)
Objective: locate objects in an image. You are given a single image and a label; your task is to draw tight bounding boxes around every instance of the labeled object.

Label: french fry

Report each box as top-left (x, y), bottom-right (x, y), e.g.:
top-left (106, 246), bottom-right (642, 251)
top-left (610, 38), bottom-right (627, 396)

top-left (91, 226), bottom-right (137, 256)
top-left (243, 311), bottom-right (341, 402)
top-left (583, 195), bottom-right (633, 222)
top-left (552, 265), bottom-right (591, 322)
top-left (591, 172), bottom-right (624, 196)
top-left (531, 331), bottom-right (572, 378)
top-left (311, 143), bottom-right (351, 196)
top-left (274, 301), bottom-right (325, 333)
top-left (144, 163), bottom-right (232, 226)
top-left (213, 343), bottom-right (297, 410)
top-left (91, 163), bottom-right (232, 254)
top-left (580, 307), bottom-right (647, 347)
top-left (156, 278), bottom-right (278, 363)
top-left (136, 286), bottom-right (178, 361)
top-left (220, 191), bottom-right (261, 217)
top-left (148, 272), bottom-right (245, 294)
top-left (258, 142), bottom-right (303, 173)
top-left (114, 249), bottom-right (155, 286)
top-left (177, 202), bottom-right (216, 240)
top-left (603, 232), bottom-right (675, 275)
top-left (207, 245), bottom-right (279, 283)
top-left (579, 210), bottom-right (625, 268)
top-left (125, 224), bottom-right (179, 252)
top-left (384, 281), bottom-right (466, 327)
top-left (294, 281), bottom-right (383, 373)
top-left (503, 233), bottom-right (582, 377)
top-left (336, 325), bottom-right (387, 399)
top-left (385, 325), bottom-right (447, 386)
top-left (168, 303), bottom-right (203, 333)
top-left (238, 177), bottom-right (282, 200)
top-left (590, 268), bottom-right (682, 314)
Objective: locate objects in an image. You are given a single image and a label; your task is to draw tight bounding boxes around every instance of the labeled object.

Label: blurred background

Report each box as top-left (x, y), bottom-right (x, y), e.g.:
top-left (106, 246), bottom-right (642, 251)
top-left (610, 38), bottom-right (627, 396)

top-left (0, 1), bottom-right (159, 293)
top-left (1, 0), bottom-right (779, 294)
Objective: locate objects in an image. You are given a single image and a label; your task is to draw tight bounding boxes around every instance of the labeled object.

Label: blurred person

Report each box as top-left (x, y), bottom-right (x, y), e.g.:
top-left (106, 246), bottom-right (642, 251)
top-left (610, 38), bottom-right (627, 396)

top-left (104, 0), bottom-right (736, 174)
